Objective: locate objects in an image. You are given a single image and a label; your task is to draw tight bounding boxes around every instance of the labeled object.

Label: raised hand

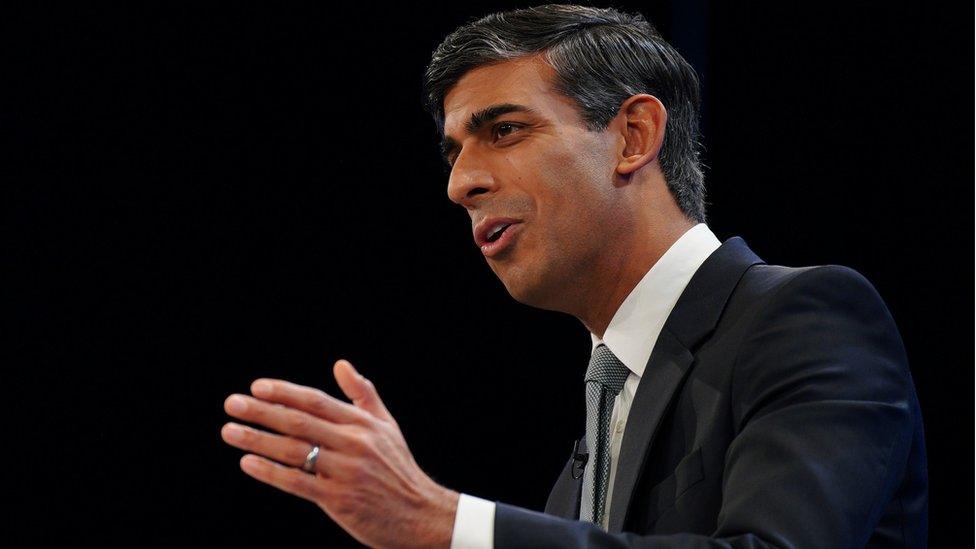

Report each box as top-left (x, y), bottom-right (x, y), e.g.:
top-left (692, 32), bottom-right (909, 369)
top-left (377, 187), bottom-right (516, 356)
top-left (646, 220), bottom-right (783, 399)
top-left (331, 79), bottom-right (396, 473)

top-left (221, 359), bottom-right (459, 548)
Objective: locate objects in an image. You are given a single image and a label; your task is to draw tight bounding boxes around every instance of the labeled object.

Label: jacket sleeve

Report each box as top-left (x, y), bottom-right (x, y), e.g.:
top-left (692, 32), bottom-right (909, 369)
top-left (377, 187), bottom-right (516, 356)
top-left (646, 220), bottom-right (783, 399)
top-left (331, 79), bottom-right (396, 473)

top-left (492, 265), bottom-right (918, 548)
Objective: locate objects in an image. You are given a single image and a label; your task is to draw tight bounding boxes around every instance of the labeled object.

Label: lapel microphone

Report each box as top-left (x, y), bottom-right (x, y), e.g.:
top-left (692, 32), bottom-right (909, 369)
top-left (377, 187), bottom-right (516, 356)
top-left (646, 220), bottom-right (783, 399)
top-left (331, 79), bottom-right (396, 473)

top-left (571, 438), bottom-right (588, 479)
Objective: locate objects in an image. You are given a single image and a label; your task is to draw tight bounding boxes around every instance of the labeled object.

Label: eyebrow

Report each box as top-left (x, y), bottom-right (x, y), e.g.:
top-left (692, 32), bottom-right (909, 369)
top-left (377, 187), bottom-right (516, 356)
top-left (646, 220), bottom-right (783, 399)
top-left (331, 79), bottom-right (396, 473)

top-left (440, 103), bottom-right (537, 166)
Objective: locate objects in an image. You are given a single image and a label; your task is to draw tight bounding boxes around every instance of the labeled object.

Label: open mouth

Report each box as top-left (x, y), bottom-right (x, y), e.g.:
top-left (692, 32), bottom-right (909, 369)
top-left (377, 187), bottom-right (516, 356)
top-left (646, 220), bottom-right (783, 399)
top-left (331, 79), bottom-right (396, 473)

top-left (480, 222), bottom-right (522, 258)
top-left (486, 223), bottom-right (512, 243)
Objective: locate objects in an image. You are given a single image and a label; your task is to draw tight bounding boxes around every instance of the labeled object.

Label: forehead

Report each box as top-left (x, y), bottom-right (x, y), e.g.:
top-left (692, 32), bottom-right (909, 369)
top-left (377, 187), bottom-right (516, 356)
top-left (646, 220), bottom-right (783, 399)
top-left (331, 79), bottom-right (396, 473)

top-left (442, 55), bottom-right (574, 132)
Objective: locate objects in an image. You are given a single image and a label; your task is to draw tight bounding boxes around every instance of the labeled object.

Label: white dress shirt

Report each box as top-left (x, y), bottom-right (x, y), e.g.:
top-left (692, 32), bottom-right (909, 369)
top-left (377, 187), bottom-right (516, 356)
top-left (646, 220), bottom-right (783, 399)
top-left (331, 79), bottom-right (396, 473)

top-left (450, 223), bottom-right (722, 548)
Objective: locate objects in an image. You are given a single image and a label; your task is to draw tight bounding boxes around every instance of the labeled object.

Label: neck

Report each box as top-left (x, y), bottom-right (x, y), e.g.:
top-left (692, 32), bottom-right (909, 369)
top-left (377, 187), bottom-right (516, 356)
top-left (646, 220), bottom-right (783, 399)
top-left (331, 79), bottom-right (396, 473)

top-left (577, 215), bottom-right (696, 340)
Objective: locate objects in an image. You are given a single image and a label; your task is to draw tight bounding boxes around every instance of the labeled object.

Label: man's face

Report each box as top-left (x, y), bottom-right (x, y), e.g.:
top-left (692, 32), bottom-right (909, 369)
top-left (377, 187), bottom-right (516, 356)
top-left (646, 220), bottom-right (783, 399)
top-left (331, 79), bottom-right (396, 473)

top-left (442, 55), bottom-right (624, 311)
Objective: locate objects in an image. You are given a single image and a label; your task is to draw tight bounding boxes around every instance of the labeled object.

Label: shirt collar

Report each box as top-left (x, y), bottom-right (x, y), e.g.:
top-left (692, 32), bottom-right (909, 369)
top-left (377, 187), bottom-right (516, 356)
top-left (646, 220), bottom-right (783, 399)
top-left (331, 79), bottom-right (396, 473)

top-left (590, 223), bottom-right (721, 378)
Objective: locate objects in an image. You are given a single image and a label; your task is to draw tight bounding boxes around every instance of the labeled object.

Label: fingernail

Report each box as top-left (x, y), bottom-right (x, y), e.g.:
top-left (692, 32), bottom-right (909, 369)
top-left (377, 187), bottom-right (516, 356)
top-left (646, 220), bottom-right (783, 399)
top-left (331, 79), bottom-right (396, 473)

top-left (241, 455), bottom-right (260, 473)
top-left (223, 424), bottom-right (244, 442)
top-left (227, 395), bottom-right (247, 414)
top-left (252, 381), bottom-right (272, 397)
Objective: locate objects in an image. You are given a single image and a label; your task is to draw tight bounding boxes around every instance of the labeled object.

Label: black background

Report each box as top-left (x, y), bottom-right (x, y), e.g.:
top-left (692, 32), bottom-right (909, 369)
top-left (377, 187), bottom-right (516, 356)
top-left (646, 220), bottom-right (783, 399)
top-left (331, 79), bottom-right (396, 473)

top-left (7, 2), bottom-right (972, 545)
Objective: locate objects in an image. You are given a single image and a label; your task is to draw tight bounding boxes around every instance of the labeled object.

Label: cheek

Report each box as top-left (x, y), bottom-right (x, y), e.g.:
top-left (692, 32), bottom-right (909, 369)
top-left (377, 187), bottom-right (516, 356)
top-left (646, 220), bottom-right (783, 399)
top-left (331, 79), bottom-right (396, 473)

top-left (536, 164), bottom-right (607, 230)
top-left (509, 137), bottom-right (611, 246)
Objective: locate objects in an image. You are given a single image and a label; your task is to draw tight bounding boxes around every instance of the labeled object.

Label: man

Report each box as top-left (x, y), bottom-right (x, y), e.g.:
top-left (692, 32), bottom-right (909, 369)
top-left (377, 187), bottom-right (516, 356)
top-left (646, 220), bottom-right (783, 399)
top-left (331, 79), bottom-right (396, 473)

top-left (221, 4), bottom-right (928, 547)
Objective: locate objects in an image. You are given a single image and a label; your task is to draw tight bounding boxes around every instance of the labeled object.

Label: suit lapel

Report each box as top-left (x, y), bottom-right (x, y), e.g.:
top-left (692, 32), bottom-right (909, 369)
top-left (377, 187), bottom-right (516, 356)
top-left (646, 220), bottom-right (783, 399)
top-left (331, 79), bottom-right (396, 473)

top-left (606, 236), bottom-right (765, 533)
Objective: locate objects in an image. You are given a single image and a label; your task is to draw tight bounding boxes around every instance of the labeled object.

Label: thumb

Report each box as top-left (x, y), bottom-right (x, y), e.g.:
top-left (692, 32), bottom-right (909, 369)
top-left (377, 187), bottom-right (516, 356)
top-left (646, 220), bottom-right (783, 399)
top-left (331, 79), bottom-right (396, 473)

top-left (333, 359), bottom-right (395, 423)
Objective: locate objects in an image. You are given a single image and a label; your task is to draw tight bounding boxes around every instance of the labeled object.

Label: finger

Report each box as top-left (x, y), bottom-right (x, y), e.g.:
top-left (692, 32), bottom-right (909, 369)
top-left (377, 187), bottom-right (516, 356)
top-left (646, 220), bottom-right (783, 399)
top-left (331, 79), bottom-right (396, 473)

top-left (333, 359), bottom-right (395, 423)
top-left (221, 422), bottom-right (358, 478)
top-left (249, 378), bottom-right (370, 425)
top-left (239, 454), bottom-right (337, 504)
top-left (224, 394), bottom-right (362, 452)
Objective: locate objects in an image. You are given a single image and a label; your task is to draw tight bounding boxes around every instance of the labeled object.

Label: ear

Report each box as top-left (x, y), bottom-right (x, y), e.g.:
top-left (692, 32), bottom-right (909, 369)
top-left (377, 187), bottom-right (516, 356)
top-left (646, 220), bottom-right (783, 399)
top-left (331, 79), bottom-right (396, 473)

top-left (614, 94), bottom-right (668, 176)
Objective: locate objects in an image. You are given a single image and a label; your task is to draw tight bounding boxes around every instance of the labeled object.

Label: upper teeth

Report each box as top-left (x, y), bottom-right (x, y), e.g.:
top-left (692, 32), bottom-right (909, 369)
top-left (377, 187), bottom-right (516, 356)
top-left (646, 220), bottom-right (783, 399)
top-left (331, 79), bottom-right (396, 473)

top-left (488, 223), bottom-right (509, 241)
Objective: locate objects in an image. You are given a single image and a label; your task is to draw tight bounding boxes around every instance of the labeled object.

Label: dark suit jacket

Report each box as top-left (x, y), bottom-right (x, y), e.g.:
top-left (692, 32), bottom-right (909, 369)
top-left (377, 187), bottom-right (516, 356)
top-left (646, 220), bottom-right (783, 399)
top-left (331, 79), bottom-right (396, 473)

top-left (494, 236), bottom-right (928, 548)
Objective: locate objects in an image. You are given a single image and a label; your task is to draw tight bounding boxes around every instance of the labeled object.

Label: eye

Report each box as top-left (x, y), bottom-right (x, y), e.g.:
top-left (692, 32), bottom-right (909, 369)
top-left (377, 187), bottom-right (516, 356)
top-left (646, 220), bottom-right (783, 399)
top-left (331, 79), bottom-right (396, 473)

top-left (492, 122), bottom-right (522, 141)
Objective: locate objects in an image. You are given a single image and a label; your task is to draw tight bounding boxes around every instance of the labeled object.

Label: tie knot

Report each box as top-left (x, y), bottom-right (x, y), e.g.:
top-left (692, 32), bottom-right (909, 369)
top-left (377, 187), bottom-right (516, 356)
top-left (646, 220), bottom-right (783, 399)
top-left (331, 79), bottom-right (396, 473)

top-left (585, 344), bottom-right (630, 395)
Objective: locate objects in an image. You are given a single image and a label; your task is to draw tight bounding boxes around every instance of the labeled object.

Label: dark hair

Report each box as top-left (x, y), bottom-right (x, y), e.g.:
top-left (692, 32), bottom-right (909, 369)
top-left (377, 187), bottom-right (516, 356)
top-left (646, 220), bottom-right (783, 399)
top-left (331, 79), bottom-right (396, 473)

top-left (423, 3), bottom-right (706, 223)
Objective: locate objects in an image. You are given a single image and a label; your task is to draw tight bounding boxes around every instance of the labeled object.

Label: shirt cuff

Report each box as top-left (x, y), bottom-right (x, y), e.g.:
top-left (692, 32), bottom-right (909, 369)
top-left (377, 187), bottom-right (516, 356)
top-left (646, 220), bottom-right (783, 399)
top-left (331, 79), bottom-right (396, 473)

top-left (450, 493), bottom-right (495, 549)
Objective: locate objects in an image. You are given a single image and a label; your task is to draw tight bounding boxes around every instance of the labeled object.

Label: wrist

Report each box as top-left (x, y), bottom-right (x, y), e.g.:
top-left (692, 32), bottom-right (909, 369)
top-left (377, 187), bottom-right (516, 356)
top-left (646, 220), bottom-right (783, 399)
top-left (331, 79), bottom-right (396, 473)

top-left (419, 482), bottom-right (460, 549)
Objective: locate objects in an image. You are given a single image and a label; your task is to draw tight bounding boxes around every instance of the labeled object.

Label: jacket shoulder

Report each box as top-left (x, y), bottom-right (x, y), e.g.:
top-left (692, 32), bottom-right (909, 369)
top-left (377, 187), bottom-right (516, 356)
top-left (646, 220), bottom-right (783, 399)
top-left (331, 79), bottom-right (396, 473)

top-left (730, 262), bottom-right (888, 314)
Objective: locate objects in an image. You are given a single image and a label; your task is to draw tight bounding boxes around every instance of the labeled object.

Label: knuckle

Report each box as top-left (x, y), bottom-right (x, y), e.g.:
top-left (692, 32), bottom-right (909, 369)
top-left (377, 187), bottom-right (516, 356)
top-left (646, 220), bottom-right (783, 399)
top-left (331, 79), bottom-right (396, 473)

top-left (356, 413), bottom-right (377, 430)
top-left (361, 377), bottom-right (376, 393)
top-left (285, 472), bottom-right (307, 494)
top-left (248, 402), bottom-right (265, 420)
top-left (350, 461), bottom-right (372, 485)
top-left (372, 418), bottom-right (397, 441)
top-left (286, 443), bottom-right (309, 464)
top-left (285, 412), bottom-right (311, 433)
top-left (236, 426), bottom-right (254, 444)
top-left (309, 394), bottom-right (333, 416)
top-left (333, 458), bottom-right (355, 479)
top-left (348, 431), bottom-right (374, 454)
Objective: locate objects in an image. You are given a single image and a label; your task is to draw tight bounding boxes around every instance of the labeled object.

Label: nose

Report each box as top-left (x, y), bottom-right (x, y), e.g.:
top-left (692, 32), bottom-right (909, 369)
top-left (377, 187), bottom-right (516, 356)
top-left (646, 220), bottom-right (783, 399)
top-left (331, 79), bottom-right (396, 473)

top-left (447, 149), bottom-right (497, 209)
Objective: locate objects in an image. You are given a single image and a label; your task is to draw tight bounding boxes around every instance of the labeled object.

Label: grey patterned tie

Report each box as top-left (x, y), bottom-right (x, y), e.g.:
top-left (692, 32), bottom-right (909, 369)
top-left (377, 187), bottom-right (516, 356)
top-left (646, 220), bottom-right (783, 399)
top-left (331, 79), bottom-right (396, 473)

top-left (580, 343), bottom-right (630, 527)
